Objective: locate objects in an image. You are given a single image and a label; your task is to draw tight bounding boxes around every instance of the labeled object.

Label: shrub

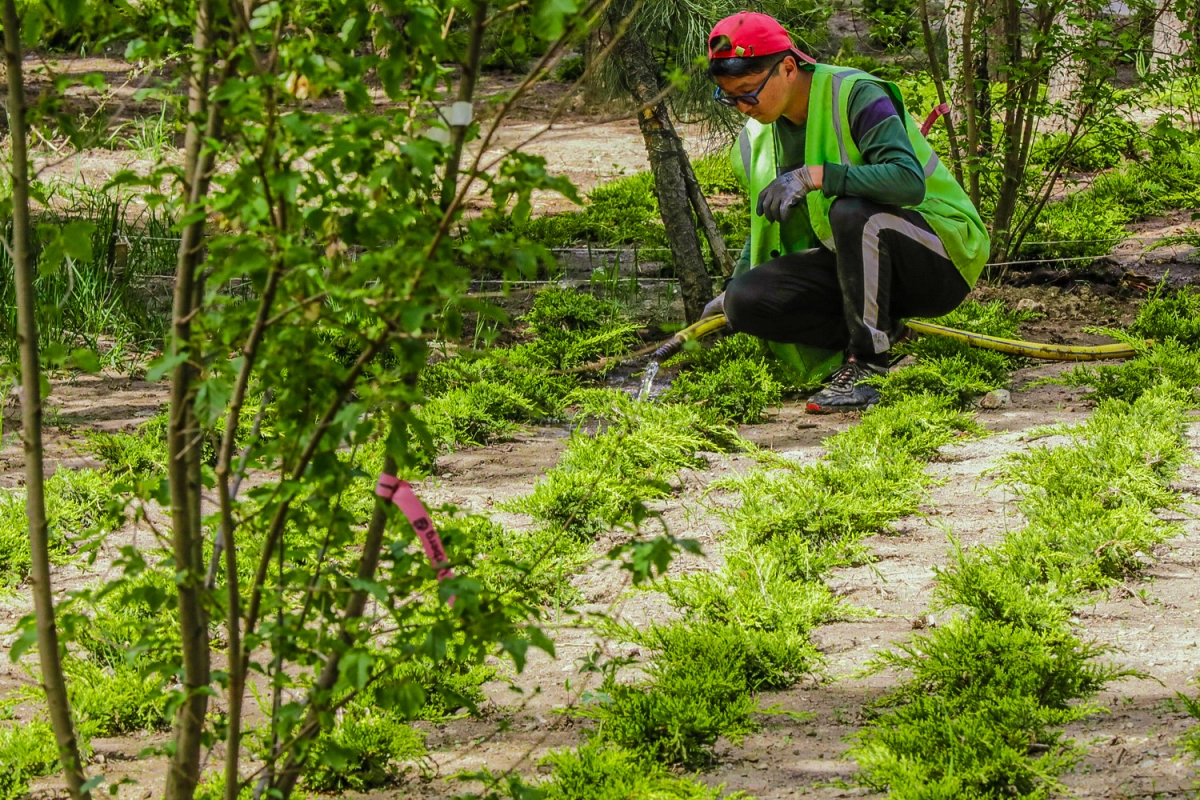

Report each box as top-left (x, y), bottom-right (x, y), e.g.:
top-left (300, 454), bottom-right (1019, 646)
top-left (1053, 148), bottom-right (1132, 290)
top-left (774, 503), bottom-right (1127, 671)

top-left (578, 622), bottom-right (760, 767)
top-left (420, 380), bottom-right (538, 451)
top-left (855, 386), bottom-right (1189, 796)
top-left (692, 153), bottom-right (744, 196)
top-left (854, 618), bottom-right (1118, 797)
top-left (1179, 692), bottom-right (1200, 775)
top-left (302, 706), bottom-right (427, 792)
top-left (464, 514), bottom-right (591, 608)
top-left (538, 740), bottom-right (737, 800)
top-left (1128, 284), bottom-right (1200, 349)
top-left (66, 657), bottom-right (171, 736)
top-left (875, 301), bottom-right (1035, 407)
top-left (85, 414), bottom-right (169, 477)
top-left (0, 467), bottom-right (122, 585)
top-left (0, 721), bottom-right (61, 800)
top-left (505, 393), bottom-right (742, 536)
top-left (661, 356), bottom-right (782, 423)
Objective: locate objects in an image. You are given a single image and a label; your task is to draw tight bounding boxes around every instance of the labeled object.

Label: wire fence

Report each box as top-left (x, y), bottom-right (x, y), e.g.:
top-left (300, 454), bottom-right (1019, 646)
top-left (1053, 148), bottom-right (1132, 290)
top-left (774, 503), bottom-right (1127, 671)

top-left (112, 229), bottom-right (1199, 283)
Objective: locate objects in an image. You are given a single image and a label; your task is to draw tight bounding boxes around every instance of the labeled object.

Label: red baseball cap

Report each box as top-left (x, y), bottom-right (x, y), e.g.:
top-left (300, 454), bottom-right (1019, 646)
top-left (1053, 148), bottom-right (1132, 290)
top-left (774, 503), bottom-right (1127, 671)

top-left (708, 11), bottom-right (815, 64)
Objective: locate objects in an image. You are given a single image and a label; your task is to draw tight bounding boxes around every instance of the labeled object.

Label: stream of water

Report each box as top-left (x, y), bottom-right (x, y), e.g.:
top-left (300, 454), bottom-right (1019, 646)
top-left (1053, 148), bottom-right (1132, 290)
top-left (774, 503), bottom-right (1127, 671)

top-left (636, 360), bottom-right (660, 402)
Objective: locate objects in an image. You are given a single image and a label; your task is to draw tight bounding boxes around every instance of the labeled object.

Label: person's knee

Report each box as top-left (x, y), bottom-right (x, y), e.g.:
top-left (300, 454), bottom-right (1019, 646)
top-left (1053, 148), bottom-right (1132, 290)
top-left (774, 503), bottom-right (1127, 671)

top-left (828, 196), bottom-right (873, 238)
top-left (723, 273), bottom-right (765, 332)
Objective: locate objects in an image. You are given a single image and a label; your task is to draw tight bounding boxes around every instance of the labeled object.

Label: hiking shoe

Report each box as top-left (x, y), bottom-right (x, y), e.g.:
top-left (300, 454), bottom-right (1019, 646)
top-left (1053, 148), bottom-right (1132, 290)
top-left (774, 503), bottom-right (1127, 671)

top-left (805, 357), bottom-right (886, 414)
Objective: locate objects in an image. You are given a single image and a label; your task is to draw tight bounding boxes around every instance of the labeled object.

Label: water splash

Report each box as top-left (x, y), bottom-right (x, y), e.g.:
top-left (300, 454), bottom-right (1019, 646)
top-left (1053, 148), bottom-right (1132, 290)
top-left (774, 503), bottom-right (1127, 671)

top-left (637, 361), bottom-right (660, 402)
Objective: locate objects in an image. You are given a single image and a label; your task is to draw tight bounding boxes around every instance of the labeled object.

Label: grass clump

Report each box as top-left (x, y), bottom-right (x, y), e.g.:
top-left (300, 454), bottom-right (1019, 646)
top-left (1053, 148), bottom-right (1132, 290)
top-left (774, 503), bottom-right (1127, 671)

top-left (302, 705), bottom-right (427, 792)
top-left (536, 740), bottom-right (744, 800)
top-left (505, 391), bottom-right (742, 537)
top-left (662, 334), bottom-right (785, 422)
top-left (577, 622), bottom-right (761, 768)
top-left (874, 301), bottom-right (1035, 408)
top-left (0, 721), bottom-right (62, 800)
top-left (0, 467), bottom-right (123, 586)
top-left (1056, 286), bottom-right (1200, 404)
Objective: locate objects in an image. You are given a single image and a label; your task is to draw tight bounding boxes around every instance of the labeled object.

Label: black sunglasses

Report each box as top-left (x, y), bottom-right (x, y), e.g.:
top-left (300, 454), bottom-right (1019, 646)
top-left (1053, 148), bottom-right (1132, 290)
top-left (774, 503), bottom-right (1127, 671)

top-left (712, 61), bottom-right (781, 108)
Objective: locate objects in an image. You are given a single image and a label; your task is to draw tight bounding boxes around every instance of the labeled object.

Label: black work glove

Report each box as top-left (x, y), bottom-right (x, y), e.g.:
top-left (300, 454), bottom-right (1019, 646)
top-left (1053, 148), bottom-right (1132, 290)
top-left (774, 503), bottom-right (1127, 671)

top-left (701, 292), bottom-right (725, 320)
top-left (756, 166), bottom-right (818, 223)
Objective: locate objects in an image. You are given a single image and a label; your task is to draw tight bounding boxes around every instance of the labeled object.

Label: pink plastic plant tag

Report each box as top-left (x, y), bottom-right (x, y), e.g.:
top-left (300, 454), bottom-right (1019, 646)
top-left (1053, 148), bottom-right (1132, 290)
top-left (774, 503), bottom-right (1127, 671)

top-left (921, 102), bottom-right (951, 136)
top-left (375, 474), bottom-right (455, 605)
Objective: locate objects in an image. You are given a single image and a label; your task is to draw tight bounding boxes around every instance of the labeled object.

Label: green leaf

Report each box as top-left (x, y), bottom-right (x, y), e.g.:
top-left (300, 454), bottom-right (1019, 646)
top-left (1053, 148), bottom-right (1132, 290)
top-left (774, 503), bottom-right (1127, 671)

top-left (70, 348), bottom-right (102, 374)
top-left (147, 351), bottom-right (187, 382)
top-left (249, 1), bottom-right (281, 29)
top-left (528, 626), bottom-right (556, 658)
top-left (80, 776), bottom-right (106, 794)
top-left (62, 220), bottom-right (97, 261)
top-left (532, 0), bottom-right (577, 41)
top-left (9, 620), bottom-right (38, 662)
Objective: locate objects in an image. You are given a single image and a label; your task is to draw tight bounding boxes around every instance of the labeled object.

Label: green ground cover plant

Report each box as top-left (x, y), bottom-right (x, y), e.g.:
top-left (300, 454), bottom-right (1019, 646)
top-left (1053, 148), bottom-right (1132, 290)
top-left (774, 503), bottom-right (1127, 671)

top-left (852, 385), bottom-right (1191, 797)
top-left (661, 333), bottom-right (786, 421)
top-left (0, 467), bottom-right (122, 586)
top-left (572, 396), bottom-right (978, 771)
top-left (513, 153), bottom-right (745, 256)
top-left (1020, 134), bottom-right (1200, 262)
top-left (301, 705), bottom-right (428, 792)
top-left (1055, 285), bottom-right (1200, 404)
top-left (504, 390), bottom-right (743, 537)
top-left (0, 720), bottom-right (63, 800)
top-left (1180, 692), bottom-right (1200, 784)
top-left (536, 740), bottom-right (744, 799)
top-left (417, 288), bottom-right (638, 454)
top-left (873, 301), bottom-right (1037, 407)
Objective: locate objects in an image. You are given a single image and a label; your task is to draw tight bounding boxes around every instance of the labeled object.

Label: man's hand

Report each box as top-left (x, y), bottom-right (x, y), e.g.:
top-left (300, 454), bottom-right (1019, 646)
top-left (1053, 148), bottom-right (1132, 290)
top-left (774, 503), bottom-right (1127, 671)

top-left (701, 292), bottom-right (725, 320)
top-left (756, 165), bottom-right (820, 223)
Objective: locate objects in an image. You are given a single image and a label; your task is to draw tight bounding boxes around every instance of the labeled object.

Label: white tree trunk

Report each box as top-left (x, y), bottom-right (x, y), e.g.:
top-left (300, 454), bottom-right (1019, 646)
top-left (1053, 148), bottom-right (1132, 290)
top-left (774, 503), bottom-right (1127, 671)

top-left (1152, 3), bottom-right (1190, 68)
top-left (1045, 12), bottom-right (1085, 132)
top-left (943, 0), bottom-right (967, 107)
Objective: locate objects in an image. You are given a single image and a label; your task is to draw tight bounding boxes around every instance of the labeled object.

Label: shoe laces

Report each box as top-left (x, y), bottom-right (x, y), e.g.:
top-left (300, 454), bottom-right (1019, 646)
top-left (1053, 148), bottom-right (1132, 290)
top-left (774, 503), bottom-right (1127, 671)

top-left (828, 359), bottom-right (869, 390)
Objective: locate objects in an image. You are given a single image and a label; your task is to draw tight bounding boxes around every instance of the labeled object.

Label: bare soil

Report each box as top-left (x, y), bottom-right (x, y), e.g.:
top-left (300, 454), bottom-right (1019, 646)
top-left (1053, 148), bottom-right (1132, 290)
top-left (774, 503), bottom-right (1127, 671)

top-left (5, 283), bottom-right (1198, 798)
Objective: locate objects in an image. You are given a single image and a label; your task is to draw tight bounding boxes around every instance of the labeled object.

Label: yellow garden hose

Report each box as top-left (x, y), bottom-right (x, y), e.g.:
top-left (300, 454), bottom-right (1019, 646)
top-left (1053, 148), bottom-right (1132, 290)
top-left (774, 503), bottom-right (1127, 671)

top-left (651, 314), bottom-right (1140, 362)
top-left (903, 319), bottom-right (1139, 362)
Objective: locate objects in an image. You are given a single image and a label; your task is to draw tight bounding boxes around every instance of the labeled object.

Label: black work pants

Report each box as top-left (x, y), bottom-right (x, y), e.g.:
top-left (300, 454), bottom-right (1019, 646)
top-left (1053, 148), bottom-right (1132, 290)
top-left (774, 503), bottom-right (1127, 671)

top-left (724, 197), bottom-right (970, 363)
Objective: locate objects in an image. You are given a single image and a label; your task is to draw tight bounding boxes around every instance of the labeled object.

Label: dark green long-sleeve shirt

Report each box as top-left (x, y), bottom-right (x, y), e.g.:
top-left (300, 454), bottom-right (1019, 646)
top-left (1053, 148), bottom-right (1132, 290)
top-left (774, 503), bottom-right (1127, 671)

top-left (735, 79), bottom-right (926, 270)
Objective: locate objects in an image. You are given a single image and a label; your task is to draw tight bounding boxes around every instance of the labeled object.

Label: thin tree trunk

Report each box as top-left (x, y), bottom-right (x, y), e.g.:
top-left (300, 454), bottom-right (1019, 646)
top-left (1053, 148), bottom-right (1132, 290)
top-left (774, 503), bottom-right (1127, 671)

top-left (218, 267), bottom-right (282, 800)
top-left (960, 0), bottom-right (982, 207)
top-left (165, 1), bottom-right (223, 796)
top-left (918, 0), bottom-right (965, 185)
top-left (269, 453), bottom-right (398, 798)
top-left (988, 0), bottom-right (1026, 260)
top-left (1152, 1), bottom-right (1189, 66)
top-left (1046, 8), bottom-right (1084, 132)
top-left (613, 30), bottom-right (713, 322)
top-left (2, 5), bottom-right (89, 798)
top-left (679, 156), bottom-right (733, 277)
top-left (439, 0), bottom-right (488, 210)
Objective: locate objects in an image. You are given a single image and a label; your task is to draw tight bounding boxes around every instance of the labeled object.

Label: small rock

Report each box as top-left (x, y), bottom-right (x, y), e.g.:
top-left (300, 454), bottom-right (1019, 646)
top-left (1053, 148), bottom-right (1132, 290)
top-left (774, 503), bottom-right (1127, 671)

top-left (978, 389), bottom-right (1011, 410)
top-left (1016, 298), bottom-right (1046, 314)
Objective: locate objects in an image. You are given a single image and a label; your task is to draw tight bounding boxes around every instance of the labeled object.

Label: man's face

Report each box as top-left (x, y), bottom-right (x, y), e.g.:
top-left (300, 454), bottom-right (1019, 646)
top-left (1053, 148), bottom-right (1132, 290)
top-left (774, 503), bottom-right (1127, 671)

top-left (713, 57), bottom-right (797, 123)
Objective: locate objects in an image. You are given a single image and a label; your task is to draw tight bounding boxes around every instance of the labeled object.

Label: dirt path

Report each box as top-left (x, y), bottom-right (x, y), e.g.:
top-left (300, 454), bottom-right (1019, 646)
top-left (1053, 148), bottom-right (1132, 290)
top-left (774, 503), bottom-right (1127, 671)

top-left (6, 312), bottom-right (1200, 799)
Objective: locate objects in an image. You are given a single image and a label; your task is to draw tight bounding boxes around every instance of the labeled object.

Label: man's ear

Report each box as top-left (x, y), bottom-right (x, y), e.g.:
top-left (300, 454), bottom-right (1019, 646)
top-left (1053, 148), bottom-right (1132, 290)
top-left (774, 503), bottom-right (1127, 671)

top-left (781, 56), bottom-right (799, 82)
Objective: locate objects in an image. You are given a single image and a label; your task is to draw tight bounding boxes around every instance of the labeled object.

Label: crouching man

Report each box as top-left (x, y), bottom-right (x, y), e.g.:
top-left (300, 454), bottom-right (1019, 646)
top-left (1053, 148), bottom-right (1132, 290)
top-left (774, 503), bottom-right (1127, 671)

top-left (704, 11), bottom-right (989, 412)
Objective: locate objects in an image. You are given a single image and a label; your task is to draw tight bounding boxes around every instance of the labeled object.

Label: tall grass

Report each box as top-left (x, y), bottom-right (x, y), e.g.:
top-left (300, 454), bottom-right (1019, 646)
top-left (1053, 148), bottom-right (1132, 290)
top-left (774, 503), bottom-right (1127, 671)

top-left (0, 186), bottom-right (176, 364)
